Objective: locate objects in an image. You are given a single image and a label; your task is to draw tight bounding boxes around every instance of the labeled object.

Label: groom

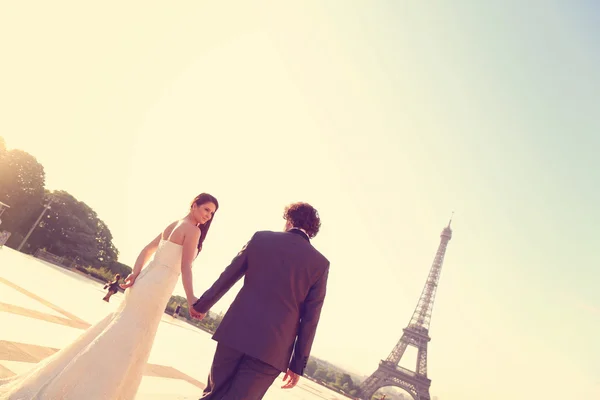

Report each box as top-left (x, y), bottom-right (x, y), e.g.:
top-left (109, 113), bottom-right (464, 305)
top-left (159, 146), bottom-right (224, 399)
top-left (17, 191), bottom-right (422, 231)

top-left (191, 202), bottom-right (330, 399)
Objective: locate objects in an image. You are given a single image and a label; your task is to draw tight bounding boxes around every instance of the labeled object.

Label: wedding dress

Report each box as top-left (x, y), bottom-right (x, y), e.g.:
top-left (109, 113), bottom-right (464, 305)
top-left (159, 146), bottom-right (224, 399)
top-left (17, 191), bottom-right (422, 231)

top-left (0, 239), bottom-right (183, 399)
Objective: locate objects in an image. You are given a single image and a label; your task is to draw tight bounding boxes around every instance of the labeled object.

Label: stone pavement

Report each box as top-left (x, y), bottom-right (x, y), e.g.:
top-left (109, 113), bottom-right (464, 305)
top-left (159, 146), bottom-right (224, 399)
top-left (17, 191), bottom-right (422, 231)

top-left (0, 247), bottom-right (346, 399)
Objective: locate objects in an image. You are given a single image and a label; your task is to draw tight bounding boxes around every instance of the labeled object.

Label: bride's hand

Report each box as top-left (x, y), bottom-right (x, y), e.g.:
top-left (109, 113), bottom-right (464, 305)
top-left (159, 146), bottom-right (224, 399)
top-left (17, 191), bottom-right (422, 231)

top-left (120, 273), bottom-right (138, 289)
top-left (187, 295), bottom-right (198, 309)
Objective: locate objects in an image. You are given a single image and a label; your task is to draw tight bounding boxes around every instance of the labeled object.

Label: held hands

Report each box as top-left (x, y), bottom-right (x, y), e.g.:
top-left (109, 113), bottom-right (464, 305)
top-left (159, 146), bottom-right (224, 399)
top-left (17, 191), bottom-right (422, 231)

top-left (189, 308), bottom-right (205, 320)
top-left (120, 273), bottom-right (139, 289)
top-left (281, 369), bottom-right (300, 389)
top-left (187, 296), bottom-right (206, 320)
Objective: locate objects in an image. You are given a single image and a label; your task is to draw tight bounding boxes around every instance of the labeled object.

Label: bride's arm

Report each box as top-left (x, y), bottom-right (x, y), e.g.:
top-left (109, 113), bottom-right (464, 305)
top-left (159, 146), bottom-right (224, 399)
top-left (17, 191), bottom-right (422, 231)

top-left (181, 226), bottom-right (201, 305)
top-left (121, 232), bottom-right (163, 289)
top-left (130, 221), bottom-right (179, 277)
top-left (131, 233), bottom-right (162, 276)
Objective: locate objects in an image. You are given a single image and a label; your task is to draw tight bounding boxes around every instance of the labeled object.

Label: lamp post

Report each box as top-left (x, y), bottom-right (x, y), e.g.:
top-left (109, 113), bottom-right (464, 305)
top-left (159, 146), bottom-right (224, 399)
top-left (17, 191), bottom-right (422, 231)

top-left (17, 200), bottom-right (53, 252)
top-left (0, 201), bottom-right (10, 226)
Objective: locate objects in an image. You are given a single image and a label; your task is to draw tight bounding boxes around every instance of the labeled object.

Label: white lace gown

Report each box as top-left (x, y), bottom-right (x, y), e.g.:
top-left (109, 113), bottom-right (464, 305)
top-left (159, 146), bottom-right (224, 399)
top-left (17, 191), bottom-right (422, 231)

top-left (0, 240), bottom-right (183, 400)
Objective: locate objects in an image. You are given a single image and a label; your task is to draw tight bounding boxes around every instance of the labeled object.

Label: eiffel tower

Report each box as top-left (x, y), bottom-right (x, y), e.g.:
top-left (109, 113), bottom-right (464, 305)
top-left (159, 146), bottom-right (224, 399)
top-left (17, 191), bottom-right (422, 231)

top-left (357, 217), bottom-right (453, 400)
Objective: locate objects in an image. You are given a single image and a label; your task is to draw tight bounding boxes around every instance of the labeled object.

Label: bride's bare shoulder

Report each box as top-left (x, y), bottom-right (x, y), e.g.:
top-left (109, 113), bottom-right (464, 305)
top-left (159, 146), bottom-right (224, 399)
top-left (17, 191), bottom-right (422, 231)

top-left (181, 220), bottom-right (201, 237)
top-left (162, 220), bottom-right (183, 239)
top-left (166, 219), bottom-right (200, 236)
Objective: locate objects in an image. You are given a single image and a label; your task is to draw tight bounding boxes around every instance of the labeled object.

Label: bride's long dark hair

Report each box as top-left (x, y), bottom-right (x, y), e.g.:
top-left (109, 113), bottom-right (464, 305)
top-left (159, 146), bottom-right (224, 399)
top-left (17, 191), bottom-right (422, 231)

top-left (191, 193), bottom-right (219, 252)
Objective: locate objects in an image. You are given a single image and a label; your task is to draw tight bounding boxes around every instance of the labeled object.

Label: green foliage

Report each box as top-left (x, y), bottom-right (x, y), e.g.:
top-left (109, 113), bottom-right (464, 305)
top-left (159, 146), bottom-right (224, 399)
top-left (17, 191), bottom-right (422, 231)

top-left (163, 294), bottom-right (224, 333)
top-left (75, 265), bottom-right (88, 274)
top-left (304, 356), bottom-right (365, 397)
top-left (306, 359), bottom-right (318, 376)
top-left (108, 261), bottom-right (133, 278)
top-left (27, 190), bottom-right (118, 267)
top-left (83, 266), bottom-right (115, 282)
top-left (0, 143), bottom-right (46, 244)
top-left (0, 136), bottom-right (128, 278)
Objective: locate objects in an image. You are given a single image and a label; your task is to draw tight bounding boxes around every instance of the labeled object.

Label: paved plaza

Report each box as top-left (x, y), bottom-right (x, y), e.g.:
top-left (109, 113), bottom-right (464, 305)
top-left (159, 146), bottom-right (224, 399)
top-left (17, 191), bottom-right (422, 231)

top-left (0, 246), bottom-right (346, 400)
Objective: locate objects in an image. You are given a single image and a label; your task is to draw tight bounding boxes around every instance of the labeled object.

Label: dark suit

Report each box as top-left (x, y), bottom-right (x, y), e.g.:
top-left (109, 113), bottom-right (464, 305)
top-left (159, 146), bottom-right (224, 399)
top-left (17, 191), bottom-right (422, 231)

top-left (193, 229), bottom-right (329, 399)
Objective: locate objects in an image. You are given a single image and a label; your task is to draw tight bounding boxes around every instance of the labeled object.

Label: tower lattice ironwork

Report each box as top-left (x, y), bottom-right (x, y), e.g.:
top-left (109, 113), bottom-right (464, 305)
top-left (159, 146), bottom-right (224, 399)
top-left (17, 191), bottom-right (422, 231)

top-left (357, 217), bottom-right (453, 400)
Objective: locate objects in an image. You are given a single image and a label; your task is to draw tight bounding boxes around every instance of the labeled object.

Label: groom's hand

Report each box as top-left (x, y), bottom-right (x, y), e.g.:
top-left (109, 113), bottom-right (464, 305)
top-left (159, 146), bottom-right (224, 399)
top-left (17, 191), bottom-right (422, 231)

top-left (281, 369), bottom-right (300, 389)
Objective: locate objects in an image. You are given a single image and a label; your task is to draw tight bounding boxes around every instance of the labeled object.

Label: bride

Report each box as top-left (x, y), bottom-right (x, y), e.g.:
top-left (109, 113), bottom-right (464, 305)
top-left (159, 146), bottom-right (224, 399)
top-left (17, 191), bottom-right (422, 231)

top-left (0, 193), bottom-right (219, 400)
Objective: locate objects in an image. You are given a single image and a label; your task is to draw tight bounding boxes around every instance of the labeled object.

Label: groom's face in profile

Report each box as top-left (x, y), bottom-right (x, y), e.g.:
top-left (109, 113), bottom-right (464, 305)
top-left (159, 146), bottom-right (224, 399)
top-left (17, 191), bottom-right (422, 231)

top-left (192, 202), bottom-right (217, 225)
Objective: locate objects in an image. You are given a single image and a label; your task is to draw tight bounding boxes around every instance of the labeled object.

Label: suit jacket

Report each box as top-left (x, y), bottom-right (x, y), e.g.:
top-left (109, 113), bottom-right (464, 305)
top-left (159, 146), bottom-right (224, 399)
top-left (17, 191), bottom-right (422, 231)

top-left (193, 229), bottom-right (329, 375)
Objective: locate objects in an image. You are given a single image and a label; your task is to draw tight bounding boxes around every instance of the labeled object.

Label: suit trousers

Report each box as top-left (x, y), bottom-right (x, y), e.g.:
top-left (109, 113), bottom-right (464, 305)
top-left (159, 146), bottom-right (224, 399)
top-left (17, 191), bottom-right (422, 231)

top-left (200, 342), bottom-right (281, 400)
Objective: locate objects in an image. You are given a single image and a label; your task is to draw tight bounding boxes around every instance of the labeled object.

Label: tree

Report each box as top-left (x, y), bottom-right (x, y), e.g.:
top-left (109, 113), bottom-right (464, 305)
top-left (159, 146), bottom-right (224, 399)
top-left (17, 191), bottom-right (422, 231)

top-left (340, 373), bottom-right (354, 387)
top-left (96, 219), bottom-right (118, 265)
top-left (306, 359), bottom-right (318, 376)
top-left (313, 368), bottom-right (327, 380)
top-left (0, 144), bottom-right (46, 241)
top-left (326, 370), bottom-right (337, 382)
top-left (27, 190), bottom-right (118, 266)
top-left (108, 260), bottom-right (132, 277)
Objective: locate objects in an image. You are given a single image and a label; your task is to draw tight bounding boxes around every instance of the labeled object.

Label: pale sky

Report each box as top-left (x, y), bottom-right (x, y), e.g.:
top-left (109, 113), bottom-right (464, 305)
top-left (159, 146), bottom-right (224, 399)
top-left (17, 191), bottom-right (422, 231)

top-left (1, 1), bottom-right (599, 399)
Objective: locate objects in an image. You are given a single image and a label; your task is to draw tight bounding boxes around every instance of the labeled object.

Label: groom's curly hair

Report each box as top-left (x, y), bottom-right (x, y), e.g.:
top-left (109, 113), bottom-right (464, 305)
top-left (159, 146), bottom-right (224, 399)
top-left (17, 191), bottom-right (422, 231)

top-left (283, 202), bottom-right (321, 239)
